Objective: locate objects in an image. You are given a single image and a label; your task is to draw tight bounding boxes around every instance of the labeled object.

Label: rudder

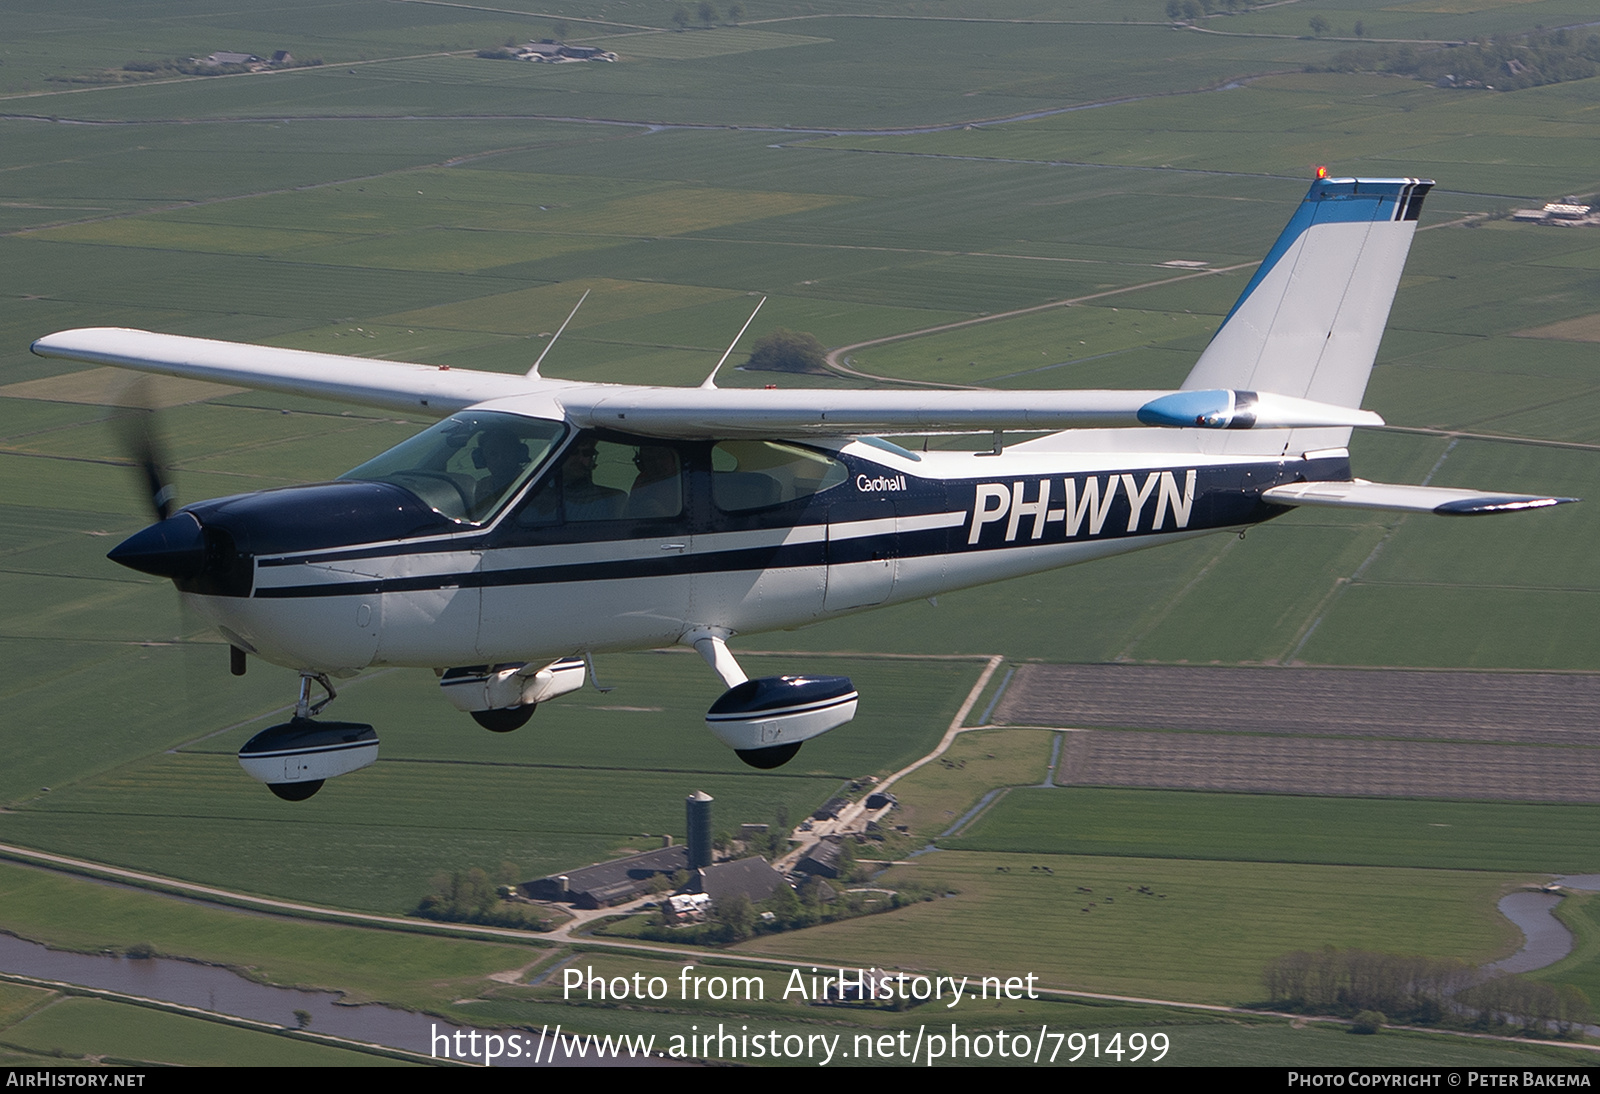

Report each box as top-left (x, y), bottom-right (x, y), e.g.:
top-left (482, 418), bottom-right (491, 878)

top-left (1183, 177), bottom-right (1431, 454)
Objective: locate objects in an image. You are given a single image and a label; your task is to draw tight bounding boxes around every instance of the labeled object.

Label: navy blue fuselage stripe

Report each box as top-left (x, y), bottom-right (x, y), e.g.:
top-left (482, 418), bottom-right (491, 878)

top-left (255, 539), bottom-right (828, 598)
top-left (250, 460), bottom-right (1303, 600)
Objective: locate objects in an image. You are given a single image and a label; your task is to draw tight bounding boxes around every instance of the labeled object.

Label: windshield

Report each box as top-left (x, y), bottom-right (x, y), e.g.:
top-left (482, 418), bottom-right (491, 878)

top-left (339, 411), bottom-right (566, 523)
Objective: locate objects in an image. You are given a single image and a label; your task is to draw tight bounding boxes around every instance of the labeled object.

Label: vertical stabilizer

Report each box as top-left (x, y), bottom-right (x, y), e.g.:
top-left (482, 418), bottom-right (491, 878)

top-left (1184, 177), bottom-right (1431, 455)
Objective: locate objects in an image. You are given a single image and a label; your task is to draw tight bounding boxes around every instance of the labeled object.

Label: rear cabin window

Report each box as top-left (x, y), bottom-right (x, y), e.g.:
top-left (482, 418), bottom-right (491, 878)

top-left (711, 441), bottom-right (846, 513)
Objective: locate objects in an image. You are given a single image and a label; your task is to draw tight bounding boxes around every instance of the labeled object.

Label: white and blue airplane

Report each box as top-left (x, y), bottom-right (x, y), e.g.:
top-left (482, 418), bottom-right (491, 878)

top-left (30, 176), bottom-right (1574, 798)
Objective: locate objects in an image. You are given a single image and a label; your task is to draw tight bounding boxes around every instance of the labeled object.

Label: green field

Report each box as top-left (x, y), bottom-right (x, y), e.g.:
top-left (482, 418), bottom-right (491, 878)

top-left (887, 727), bottom-right (1060, 835)
top-left (0, 861), bottom-right (535, 1009)
top-left (1, 0), bottom-right (1597, 1066)
top-left (0, 653), bottom-right (968, 912)
top-left (737, 851), bottom-right (1523, 1005)
top-left (1, 998), bottom-right (415, 1067)
top-left (946, 787), bottom-right (1600, 873)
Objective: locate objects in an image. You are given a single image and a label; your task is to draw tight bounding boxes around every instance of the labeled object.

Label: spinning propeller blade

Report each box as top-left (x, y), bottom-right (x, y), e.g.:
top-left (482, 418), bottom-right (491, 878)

top-left (111, 380), bottom-right (178, 521)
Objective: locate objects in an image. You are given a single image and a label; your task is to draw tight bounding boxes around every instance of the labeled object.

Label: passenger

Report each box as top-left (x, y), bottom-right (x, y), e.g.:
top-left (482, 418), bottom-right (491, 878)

top-left (625, 445), bottom-right (682, 518)
top-left (561, 437), bottom-right (626, 521)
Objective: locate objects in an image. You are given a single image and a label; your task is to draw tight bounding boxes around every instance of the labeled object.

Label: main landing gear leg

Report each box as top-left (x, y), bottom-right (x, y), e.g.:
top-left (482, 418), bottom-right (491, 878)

top-left (690, 630), bottom-right (748, 691)
top-left (295, 672), bottom-right (338, 719)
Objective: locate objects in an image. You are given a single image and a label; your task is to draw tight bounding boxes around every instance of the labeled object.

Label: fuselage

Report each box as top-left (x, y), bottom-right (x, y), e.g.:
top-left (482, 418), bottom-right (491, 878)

top-left (124, 421), bottom-right (1345, 675)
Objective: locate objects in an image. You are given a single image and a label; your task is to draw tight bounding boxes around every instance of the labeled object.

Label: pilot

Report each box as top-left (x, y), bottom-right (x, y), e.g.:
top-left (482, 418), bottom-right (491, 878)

top-left (472, 429), bottom-right (531, 517)
top-left (625, 445), bottom-right (681, 518)
top-left (561, 436), bottom-right (626, 521)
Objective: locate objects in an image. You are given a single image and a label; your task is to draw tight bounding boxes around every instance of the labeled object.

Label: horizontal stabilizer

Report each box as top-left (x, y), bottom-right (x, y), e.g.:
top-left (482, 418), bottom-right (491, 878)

top-left (1262, 480), bottom-right (1578, 515)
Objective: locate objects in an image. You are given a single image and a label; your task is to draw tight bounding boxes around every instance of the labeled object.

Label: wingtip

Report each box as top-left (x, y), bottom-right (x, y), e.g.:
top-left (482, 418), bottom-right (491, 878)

top-left (1434, 495), bottom-right (1580, 516)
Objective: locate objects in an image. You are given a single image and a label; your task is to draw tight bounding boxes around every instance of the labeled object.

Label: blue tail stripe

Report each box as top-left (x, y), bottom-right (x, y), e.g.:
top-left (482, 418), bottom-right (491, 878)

top-left (1216, 178), bottom-right (1422, 330)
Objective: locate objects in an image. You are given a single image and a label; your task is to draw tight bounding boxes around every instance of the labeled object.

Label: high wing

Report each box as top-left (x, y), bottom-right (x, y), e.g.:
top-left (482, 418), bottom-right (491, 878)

top-left (29, 327), bottom-right (1376, 436)
top-left (29, 327), bottom-right (536, 417)
top-left (29, 176), bottom-right (1437, 437)
top-left (26, 176), bottom-right (1577, 516)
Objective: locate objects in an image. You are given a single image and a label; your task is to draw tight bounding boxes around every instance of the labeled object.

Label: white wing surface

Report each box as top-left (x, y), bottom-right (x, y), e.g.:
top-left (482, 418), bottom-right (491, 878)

top-left (1262, 480), bottom-right (1576, 515)
top-left (32, 327), bottom-right (1380, 436)
top-left (31, 327), bottom-right (531, 417)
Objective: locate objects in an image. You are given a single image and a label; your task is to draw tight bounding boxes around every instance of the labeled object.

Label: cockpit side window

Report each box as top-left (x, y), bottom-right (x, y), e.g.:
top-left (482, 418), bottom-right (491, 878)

top-left (339, 412), bottom-right (566, 524)
top-left (711, 441), bottom-right (846, 513)
top-left (515, 435), bottom-right (684, 527)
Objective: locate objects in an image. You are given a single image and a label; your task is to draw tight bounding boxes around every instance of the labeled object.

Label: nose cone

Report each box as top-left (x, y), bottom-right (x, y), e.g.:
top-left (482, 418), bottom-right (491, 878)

top-left (108, 512), bottom-right (206, 580)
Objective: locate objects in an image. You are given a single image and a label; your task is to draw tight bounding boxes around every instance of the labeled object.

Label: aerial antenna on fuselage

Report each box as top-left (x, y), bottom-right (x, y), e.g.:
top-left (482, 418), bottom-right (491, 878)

top-left (526, 289), bottom-right (589, 379)
top-left (699, 296), bottom-right (766, 391)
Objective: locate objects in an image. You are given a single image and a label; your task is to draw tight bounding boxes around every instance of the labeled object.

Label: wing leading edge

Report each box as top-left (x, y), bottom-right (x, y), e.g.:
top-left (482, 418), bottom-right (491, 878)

top-left (32, 327), bottom-right (1379, 436)
top-left (31, 327), bottom-right (537, 416)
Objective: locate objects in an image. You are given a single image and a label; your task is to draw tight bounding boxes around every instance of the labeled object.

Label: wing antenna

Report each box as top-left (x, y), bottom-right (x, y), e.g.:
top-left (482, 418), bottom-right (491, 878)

top-left (699, 296), bottom-right (766, 391)
top-left (526, 289), bottom-right (589, 379)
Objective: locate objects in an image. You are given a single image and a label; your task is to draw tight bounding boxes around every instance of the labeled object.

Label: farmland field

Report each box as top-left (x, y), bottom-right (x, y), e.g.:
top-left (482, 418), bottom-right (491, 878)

top-left (1, 0), bottom-right (1597, 1066)
top-left (736, 851), bottom-right (1524, 1005)
top-left (0, 999), bottom-right (416, 1067)
top-left (945, 785), bottom-right (1600, 873)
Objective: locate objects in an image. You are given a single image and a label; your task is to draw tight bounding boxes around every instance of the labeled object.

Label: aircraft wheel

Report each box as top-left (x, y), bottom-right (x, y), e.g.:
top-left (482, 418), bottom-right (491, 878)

top-left (268, 780), bottom-right (324, 802)
top-left (735, 742), bottom-right (802, 770)
top-left (471, 705), bottom-right (535, 733)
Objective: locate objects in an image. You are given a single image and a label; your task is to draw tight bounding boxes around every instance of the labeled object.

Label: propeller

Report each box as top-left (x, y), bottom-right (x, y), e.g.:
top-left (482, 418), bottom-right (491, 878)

top-left (105, 381), bottom-right (205, 581)
top-left (103, 381), bottom-right (223, 741)
top-left (111, 379), bottom-right (178, 521)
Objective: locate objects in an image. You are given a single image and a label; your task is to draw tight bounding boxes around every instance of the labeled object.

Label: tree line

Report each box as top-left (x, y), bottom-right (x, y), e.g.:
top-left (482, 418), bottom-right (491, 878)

top-left (1263, 947), bottom-right (1591, 1036)
top-left (1313, 28), bottom-right (1600, 91)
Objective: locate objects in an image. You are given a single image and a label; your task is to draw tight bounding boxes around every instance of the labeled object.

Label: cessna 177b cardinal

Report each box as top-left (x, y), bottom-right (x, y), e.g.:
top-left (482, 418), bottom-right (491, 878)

top-left (30, 176), bottom-right (1575, 799)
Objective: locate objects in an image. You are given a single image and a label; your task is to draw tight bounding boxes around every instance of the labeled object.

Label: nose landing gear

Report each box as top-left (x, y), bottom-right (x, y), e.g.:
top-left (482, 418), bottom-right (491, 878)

top-left (236, 673), bottom-right (378, 801)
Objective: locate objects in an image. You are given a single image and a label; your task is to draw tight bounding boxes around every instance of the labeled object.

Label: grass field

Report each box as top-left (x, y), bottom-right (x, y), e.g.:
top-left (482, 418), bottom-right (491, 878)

top-left (452, 948), bottom-right (1600, 1067)
top-left (1, 0), bottom-right (1597, 1066)
top-left (886, 727), bottom-right (1059, 836)
top-left (945, 787), bottom-right (1600, 873)
top-left (737, 851), bottom-right (1522, 1005)
top-left (1, 998), bottom-right (414, 1067)
top-left (0, 861), bottom-right (535, 1010)
top-left (0, 653), bottom-right (967, 912)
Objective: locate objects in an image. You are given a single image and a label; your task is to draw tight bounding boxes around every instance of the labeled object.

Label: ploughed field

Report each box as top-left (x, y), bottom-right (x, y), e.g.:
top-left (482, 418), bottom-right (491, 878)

top-left (999, 664), bottom-right (1600, 800)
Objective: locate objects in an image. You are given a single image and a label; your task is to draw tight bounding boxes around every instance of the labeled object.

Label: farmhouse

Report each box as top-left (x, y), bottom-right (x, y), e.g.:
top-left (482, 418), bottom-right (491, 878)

top-left (199, 51), bottom-right (262, 66)
top-left (525, 844), bottom-right (688, 907)
top-left (694, 856), bottom-right (786, 905)
top-left (515, 39), bottom-right (618, 63)
top-left (1510, 198), bottom-right (1599, 226)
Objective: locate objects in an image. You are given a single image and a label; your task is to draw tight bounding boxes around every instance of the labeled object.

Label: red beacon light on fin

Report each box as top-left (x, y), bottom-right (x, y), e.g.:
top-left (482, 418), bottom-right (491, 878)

top-left (1315, 165), bottom-right (1329, 179)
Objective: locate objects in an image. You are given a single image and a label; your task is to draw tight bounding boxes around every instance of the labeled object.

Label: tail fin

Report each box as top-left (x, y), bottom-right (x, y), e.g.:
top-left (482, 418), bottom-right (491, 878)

top-left (1184, 177), bottom-right (1431, 455)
